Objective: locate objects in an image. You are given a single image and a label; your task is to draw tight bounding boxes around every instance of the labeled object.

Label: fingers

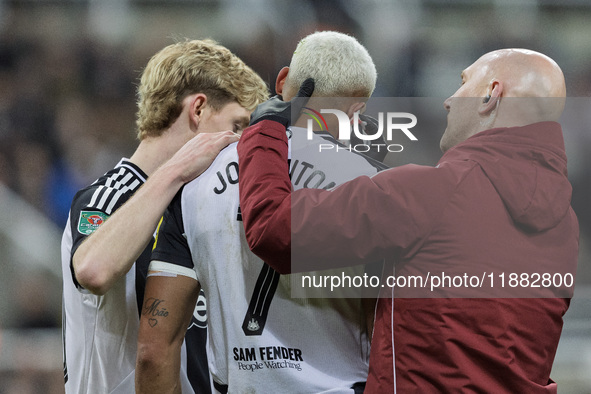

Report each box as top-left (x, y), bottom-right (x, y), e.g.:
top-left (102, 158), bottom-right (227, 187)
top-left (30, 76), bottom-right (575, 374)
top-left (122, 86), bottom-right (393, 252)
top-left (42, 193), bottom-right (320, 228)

top-left (169, 131), bottom-right (239, 184)
top-left (291, 78), bottom-right (315, 124)
top-left (248, 96), bottom-right (288, 126)
top-left (182, 131), bottom-right (238, 156)
top-left (295, 78), bottom-right (315, 98)
top-left (211, 130), bottom-right (240, 152)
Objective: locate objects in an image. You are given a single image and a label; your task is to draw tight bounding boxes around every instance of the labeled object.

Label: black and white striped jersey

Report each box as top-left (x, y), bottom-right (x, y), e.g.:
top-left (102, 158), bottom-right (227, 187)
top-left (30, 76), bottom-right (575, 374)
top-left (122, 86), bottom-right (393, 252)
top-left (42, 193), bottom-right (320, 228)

top-left (61, 158), bottom-right (210, 394)
top-left (151, 128), bottom-right (387, 393)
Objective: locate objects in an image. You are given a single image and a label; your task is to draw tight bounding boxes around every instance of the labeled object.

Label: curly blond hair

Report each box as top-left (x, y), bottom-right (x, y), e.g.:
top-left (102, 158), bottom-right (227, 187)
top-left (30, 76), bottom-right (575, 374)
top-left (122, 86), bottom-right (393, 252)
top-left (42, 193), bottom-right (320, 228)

top-left (136, 39), bottom-right (269, 140)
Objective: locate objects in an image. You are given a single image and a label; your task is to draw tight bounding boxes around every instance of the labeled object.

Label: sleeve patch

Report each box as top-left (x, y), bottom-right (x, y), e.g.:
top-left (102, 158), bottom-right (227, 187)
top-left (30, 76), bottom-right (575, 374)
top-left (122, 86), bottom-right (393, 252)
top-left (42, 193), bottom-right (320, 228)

top-left (77, 211), bottom-right (109, 235)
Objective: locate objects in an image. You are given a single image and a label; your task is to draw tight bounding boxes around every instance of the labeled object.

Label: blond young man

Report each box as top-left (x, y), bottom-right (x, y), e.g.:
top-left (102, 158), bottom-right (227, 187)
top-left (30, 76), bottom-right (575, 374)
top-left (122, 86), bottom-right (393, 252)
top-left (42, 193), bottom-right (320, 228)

top-left (61, 39), bottom-right (268, 394)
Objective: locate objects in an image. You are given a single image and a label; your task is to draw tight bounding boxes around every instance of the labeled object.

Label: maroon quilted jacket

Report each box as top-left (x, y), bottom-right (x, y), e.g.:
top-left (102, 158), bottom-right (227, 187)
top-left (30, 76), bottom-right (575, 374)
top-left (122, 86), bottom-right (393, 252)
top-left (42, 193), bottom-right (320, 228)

top-left (238, 119), bottom-right (578, 393)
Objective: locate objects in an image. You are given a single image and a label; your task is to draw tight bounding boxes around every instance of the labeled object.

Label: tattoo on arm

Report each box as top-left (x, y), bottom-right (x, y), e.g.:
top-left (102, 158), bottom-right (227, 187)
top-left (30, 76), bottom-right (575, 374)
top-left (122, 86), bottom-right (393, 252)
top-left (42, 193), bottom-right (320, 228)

top-left (143, 297), bottom-right (169, 327)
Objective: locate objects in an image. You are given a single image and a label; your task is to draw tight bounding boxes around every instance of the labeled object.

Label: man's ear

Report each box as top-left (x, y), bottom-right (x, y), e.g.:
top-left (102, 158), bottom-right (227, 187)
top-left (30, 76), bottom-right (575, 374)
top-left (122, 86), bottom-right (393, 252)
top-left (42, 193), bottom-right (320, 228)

top-left (188, 93), bottom-right (208, 131)
top-left (479, 80), bottom-right (503, 115)
top-left (275, 67), bottom-right (290, 96)
top-left (347, 101), bottom-right (366, 119)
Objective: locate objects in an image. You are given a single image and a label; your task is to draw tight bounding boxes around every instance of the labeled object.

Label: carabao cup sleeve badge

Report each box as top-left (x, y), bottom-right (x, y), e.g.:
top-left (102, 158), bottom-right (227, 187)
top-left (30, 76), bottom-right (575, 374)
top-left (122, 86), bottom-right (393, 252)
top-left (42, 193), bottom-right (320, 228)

top-left (77, 211), bottom-right (109, 235)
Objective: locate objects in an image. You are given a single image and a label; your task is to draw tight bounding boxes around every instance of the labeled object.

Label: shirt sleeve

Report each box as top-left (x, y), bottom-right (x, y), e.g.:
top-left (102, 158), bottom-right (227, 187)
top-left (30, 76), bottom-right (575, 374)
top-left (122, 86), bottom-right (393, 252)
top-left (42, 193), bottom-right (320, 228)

top-left (151, 188), bottom-right (195, 273)
top-left (69, 187), bottom-right (109, 259)
top-left (67, 186), bottom-right (112, 288)
top-left (238, 119), bottom-right (456, 274)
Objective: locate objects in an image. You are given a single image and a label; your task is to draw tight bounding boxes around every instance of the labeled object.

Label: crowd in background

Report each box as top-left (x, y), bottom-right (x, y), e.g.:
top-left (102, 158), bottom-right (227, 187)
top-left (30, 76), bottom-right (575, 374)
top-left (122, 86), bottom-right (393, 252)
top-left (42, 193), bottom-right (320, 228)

top-left (0, 0), bottom-right (590, 392)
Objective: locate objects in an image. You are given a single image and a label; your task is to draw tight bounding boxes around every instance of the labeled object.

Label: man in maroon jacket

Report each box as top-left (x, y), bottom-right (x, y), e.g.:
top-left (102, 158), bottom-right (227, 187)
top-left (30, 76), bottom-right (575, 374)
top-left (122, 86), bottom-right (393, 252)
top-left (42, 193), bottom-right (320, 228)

top-left (237, 48), bottom-right (578, 393)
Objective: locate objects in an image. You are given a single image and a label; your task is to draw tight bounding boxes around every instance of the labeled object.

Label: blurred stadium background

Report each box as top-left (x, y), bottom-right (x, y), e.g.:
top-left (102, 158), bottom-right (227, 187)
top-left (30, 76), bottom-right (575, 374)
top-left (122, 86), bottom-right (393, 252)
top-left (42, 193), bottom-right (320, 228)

top-left (0, 0), bottom-right (590, 393)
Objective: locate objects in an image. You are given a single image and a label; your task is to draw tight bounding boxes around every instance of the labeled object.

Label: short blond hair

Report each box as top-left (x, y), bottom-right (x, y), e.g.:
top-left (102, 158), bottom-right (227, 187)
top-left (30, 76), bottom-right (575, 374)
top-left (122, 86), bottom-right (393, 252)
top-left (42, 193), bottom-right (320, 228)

top-left (286, 31), bottom-right (376, 98)
top-left (136, 39), bottom-right (269, 140)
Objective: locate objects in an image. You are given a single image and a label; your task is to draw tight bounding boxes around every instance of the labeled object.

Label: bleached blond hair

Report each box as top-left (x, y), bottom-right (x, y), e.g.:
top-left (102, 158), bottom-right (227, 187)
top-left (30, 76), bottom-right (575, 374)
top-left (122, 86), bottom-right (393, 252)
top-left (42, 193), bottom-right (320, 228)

top-left (286, 31), bottom-right (377, 97)
top-left (136, 39), bottom-right (269, 140)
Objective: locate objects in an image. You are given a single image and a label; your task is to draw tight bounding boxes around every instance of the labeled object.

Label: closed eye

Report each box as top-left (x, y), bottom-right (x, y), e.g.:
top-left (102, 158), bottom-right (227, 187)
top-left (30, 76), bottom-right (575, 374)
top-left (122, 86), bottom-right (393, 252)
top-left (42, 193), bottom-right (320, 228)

top-left (234, 117), bottom-right (250, 133)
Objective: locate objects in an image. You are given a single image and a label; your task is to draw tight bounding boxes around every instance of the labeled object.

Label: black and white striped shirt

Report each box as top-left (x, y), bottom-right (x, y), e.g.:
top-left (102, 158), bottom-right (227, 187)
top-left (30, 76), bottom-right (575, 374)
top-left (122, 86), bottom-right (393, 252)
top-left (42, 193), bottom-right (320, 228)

top-left (61, 158), bottom-right (210, 394)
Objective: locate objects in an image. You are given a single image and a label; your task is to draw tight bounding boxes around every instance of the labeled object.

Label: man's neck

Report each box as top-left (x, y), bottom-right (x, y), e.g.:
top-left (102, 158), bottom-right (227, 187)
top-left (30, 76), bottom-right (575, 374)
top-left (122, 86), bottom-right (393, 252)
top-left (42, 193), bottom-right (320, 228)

top-left (128, 130), bottom-right (184, 177)
top-left (293, 116), bottom-right (341, 139)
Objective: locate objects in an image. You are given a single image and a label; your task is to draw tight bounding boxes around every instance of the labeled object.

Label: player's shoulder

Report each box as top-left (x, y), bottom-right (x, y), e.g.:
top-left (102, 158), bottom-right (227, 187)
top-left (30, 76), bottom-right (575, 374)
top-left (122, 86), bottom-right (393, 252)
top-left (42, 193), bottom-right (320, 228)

top-left (214, 141), bottom-right (239, 166)
top-left (185, 142), bottom-right (238, 191)
top-left (83, 159), bottom-right (146, 190)
top-left (71, 159), bottom-right (147, 214)
top-left (291, 128), bottom-right (388, 178)
top-left (316, 133), bottom-right (388, 172)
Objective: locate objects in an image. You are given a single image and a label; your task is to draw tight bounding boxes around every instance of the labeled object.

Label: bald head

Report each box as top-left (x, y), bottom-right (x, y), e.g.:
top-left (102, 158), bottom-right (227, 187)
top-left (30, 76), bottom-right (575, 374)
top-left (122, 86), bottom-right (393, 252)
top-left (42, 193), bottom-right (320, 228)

top-left (476, 48), bottom-right (566, 99)
top-left (440, 48), bottom-right (566, 152)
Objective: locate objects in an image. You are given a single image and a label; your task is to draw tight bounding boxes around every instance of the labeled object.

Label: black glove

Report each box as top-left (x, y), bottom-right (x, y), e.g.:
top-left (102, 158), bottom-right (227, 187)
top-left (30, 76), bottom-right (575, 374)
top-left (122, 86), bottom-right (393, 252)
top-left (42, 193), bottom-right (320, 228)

top-left (249, 78), bottom-right (315, 127)
top-left (350, 114), bottom-right (388, 163)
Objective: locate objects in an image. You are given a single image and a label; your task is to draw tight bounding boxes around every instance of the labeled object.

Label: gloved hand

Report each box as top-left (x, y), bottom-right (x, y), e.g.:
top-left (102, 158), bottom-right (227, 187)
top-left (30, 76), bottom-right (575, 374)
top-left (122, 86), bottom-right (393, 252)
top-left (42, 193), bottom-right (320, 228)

top-left (249, 78), bottom-right (315, 127)
top-left (351, 114), bottom-right (388, 162)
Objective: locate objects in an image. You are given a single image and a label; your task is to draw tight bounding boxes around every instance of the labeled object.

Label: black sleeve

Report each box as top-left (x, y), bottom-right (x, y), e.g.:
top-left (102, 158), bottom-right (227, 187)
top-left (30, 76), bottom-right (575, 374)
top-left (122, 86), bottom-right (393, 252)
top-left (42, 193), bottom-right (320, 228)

top-left (67, 186), bottom-right (112, 288)
top-left (151, 187), bottom-right (194, 271)
top-left (69, 187), bottom-right (111, 259)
